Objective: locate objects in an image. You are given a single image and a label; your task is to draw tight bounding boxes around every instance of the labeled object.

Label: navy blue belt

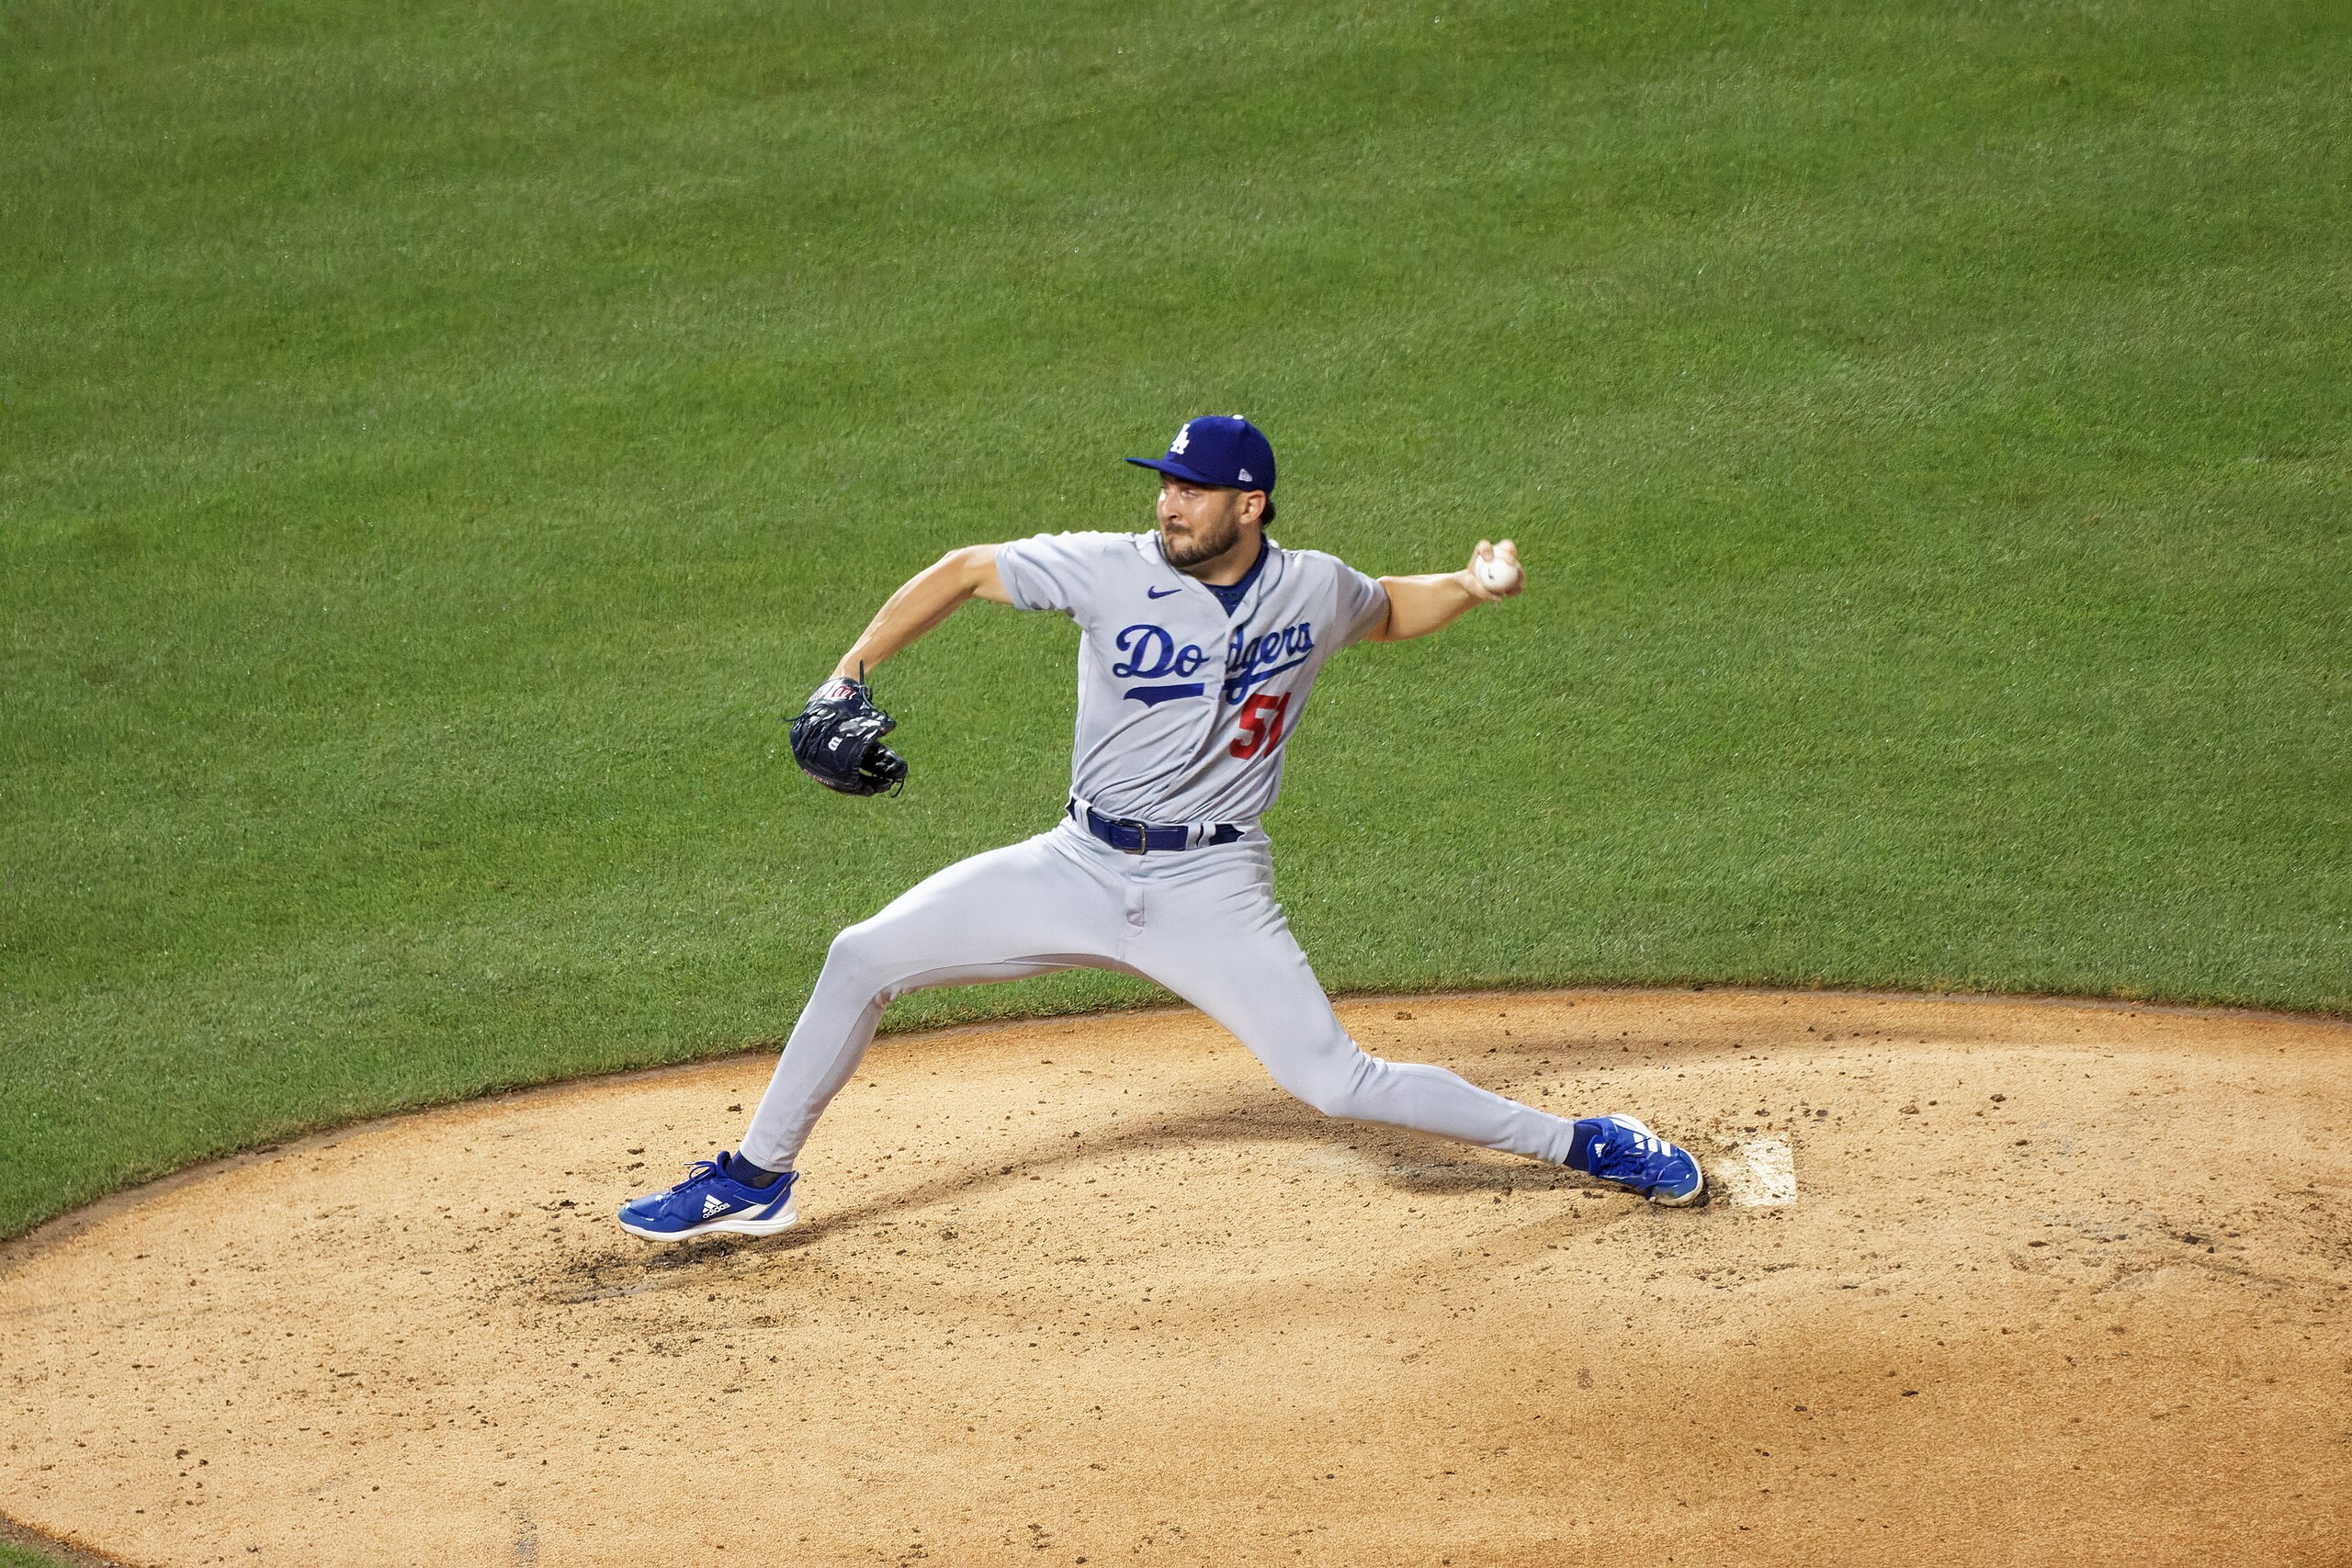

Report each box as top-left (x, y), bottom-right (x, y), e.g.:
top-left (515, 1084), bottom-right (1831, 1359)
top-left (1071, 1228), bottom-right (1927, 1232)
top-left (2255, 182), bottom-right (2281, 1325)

top-left (1069, 800), bottom-right (1243, 854)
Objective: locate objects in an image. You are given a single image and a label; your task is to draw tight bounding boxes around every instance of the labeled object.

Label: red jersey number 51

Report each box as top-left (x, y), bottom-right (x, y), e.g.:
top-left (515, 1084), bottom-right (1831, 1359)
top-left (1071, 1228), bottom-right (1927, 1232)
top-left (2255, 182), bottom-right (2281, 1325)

top-left (1229, 693), bottom-right (1290, 760)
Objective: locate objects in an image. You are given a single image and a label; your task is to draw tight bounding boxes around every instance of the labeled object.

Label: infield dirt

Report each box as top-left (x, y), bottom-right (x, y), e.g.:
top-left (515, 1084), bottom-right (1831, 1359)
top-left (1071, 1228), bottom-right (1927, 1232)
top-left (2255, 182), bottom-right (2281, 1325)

top-left (4, 990), bottom-right (2347, 1566)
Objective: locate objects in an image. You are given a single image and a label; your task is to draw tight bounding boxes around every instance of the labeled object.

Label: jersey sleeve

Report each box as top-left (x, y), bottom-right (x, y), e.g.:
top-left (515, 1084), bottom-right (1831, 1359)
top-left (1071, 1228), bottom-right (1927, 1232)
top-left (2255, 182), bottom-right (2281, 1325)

top-left (993, 532), bottom-right (1121, 615)
top-left (1329, 558), bottom-right (1391, 648)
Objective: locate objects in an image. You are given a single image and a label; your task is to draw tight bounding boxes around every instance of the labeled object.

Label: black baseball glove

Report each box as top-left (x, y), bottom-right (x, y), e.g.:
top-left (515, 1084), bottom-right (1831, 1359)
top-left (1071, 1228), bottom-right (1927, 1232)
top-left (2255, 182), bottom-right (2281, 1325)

top-left (788, 676), bottom-right (908, 797)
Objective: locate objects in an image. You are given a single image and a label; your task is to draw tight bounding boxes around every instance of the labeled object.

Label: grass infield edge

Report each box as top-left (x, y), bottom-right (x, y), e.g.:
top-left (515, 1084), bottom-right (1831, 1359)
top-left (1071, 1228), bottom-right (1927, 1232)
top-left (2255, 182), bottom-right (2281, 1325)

top-left (0, 1514), bottom-right (117, 1568)
top-left (6, 979), bottom-right (2346, 1268)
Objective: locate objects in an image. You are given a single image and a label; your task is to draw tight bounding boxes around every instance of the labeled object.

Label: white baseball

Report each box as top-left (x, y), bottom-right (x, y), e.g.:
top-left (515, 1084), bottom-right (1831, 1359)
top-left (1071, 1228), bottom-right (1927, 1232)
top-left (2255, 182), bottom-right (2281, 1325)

top-left (1474, 547), bottom-right (1521, 594)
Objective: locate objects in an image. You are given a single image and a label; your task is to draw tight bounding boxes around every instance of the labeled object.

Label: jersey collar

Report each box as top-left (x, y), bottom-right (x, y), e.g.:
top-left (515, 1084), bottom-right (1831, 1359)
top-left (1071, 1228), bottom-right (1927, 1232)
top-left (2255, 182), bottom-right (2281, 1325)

top-left (1137, 530), bottom-right (1283, 615)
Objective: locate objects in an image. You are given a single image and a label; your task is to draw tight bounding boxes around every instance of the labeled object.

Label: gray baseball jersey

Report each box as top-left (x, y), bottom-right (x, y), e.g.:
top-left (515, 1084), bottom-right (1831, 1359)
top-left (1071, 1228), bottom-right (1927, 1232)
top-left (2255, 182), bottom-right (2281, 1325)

top-left (991, 531), bottom-right (1390, 826)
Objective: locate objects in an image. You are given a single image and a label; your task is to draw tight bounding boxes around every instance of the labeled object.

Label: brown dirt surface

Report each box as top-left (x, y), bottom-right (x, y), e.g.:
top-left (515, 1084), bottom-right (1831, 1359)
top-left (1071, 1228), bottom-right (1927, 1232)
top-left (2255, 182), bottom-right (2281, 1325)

top-left (4, 989), bottom-right (2349, 1567)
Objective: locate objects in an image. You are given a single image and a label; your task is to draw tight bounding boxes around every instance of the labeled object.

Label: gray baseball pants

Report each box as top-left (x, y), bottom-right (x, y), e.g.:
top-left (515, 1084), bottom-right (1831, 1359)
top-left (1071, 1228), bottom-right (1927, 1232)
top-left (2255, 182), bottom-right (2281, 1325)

top-left (740, 819), bottom-right (1578, 1173)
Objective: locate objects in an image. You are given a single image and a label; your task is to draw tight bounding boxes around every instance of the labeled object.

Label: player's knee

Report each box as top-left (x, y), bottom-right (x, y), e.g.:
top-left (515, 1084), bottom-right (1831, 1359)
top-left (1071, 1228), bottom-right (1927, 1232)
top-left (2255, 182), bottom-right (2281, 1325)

top-left (820, 920), bottom-right (896, 993)
top-left (1282, 1049), bottom-right (1385, 1121)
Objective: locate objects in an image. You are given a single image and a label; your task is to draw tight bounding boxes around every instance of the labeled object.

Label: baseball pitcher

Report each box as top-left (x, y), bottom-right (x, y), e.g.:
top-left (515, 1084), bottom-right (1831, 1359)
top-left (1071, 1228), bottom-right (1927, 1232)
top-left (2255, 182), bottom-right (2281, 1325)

top-left (619, 416), bottom-right (1702, 1239)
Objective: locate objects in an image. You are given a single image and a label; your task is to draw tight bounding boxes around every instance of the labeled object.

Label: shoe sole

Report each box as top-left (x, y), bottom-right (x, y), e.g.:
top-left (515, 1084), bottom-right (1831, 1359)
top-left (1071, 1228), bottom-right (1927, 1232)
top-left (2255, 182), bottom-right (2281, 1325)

top-left (1649, 1168), bottom-right (1706, 1207)
top-left (616, 1201), bottom-right (799, 1243)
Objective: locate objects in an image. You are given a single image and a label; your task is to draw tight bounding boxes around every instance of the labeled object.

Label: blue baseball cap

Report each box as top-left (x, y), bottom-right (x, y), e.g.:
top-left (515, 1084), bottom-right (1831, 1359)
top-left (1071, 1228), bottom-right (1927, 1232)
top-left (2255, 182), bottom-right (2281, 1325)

top-left (1127, 415), bottom-right (1277, 521)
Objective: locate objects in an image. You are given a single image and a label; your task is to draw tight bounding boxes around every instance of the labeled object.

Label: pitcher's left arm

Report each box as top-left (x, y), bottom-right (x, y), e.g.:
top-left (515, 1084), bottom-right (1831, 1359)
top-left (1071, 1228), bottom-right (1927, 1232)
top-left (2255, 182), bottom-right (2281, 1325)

top-left (1368, 539), bottom-right (1522, 642)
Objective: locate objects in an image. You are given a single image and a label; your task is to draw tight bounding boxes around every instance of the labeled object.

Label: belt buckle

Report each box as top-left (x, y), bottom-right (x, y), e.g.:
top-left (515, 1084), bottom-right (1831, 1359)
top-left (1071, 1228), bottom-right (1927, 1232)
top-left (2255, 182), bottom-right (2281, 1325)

top-left (1115, 816), bottom-right (1149, 855)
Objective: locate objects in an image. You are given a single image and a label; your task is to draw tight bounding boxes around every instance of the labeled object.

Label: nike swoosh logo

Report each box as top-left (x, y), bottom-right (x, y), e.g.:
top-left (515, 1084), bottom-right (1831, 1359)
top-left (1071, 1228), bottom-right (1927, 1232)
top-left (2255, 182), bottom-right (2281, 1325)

top-left (1147, 586), bottom-right (1182, 599)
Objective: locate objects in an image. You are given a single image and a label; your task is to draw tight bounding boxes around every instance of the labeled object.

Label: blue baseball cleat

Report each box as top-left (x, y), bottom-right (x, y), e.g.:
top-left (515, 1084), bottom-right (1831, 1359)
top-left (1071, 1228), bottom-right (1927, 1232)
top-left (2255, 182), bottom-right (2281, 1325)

top-left (616, 1153), bottom-right (800, 1241)
top-left (1570, 1115), bottom-right (1705, 1206)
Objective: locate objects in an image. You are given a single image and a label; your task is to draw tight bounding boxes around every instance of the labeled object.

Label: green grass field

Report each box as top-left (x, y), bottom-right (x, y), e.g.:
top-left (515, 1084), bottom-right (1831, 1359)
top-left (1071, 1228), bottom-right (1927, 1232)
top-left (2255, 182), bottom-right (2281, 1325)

top-left (5, 0), bottom-right (2347, 1265)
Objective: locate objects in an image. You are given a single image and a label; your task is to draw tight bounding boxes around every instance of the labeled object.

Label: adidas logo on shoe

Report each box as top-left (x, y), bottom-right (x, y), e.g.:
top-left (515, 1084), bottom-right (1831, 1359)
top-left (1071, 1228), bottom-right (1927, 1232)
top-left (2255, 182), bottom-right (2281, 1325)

top-left (701, 1192), bottom-right (729, 1218)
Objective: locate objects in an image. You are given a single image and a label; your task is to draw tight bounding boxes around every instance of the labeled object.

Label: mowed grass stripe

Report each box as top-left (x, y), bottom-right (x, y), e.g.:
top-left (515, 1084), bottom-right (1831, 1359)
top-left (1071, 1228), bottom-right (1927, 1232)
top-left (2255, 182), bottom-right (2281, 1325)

top-left (2, 0), bottom-right (2346, 1240)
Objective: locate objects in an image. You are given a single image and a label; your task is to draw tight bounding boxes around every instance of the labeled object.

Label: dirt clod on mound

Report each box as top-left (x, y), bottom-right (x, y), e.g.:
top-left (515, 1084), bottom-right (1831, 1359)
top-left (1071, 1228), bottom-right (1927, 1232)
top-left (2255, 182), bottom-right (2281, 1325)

top-left (3, 990), bottom-right (2347, 1566)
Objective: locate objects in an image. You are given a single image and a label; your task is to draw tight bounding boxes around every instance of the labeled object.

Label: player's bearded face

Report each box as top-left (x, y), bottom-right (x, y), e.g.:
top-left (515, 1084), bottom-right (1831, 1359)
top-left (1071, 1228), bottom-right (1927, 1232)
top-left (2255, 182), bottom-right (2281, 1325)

top-left (1156, 480), bottom-right (1252, 569)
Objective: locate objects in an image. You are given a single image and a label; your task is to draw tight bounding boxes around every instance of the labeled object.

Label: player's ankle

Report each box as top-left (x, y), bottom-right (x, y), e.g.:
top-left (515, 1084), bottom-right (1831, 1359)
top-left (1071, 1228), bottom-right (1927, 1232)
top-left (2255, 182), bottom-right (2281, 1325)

top-left (727, 1153), bottom-right (787, 1190)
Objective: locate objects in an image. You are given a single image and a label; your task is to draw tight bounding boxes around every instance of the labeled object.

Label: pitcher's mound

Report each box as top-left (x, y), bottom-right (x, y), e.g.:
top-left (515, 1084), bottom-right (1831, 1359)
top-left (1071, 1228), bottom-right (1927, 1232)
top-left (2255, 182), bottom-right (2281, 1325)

top-left (4, 990), bottom-right (2348, 1566)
